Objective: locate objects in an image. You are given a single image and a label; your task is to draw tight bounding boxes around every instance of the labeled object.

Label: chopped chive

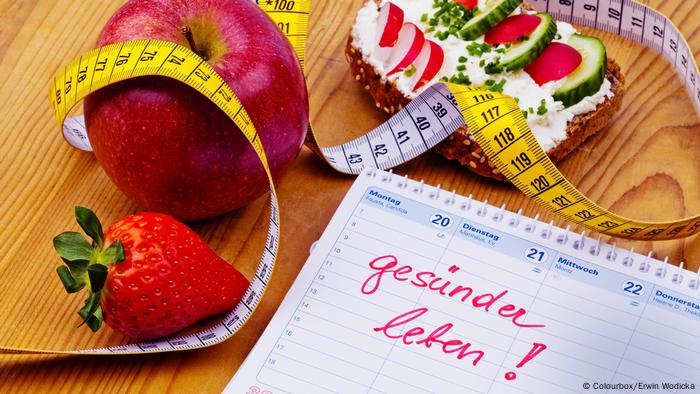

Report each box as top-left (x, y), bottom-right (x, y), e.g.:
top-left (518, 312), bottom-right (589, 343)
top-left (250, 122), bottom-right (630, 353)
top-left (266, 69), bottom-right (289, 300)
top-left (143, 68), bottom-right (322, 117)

top-left (404, 65), bottom-right (417, 77)
top-left (484, 60), bottom-right (503, 75)
top-left (487, 78), bottom-right (506, 93)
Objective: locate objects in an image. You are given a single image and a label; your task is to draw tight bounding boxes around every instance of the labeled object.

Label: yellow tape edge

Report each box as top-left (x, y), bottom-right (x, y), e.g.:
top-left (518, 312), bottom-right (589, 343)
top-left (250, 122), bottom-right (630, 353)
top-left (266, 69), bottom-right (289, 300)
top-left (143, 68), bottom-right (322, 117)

top-left (2, 39), bottom-right (282, 355)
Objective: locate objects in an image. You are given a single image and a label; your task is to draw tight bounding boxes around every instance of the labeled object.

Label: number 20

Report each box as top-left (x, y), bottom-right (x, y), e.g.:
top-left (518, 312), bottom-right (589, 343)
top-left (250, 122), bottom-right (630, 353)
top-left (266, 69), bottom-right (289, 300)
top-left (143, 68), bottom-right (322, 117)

top-left (430, 213), bottom-right (452, 228)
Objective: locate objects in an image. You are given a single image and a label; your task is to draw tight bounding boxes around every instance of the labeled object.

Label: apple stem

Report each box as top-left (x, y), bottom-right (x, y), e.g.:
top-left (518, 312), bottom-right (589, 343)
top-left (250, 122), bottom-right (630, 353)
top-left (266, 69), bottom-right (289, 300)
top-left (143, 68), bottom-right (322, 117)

top-left (181, 26), bottom-right (208, 61)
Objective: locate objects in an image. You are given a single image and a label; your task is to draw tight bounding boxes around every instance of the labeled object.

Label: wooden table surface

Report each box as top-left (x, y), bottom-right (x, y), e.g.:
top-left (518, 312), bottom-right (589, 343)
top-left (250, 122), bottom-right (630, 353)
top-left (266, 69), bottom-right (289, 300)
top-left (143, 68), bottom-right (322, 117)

top-left (1, 0), bottom-right (699, 392)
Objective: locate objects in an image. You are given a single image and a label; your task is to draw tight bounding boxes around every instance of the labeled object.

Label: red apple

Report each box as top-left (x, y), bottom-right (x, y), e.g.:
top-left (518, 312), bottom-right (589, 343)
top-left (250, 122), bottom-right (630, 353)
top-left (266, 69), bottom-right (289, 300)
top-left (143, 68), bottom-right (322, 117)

top-left (84, 0), bottom-right (308, 220)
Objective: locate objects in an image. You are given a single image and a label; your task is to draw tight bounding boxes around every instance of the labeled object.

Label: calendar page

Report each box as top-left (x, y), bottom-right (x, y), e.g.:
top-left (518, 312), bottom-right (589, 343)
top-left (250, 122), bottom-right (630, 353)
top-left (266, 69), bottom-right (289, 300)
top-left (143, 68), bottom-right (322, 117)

top-left (226, 168), bottom-right (700, 394)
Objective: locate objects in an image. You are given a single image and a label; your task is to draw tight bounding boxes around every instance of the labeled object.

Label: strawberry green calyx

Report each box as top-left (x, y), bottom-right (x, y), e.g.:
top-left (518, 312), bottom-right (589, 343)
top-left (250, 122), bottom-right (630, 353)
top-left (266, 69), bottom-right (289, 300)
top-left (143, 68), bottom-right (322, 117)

top-left (53, 207), bottom-right (124, 332)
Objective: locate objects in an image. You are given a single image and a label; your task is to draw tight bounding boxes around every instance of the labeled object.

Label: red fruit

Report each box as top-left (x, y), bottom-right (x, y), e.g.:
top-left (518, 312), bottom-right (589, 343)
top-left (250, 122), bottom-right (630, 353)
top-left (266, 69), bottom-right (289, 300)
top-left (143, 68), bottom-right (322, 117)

top-left (53, 207), bottom-right (249, 340)
top-left (455, 0), bottom-right (478, 10)
top-left (485, 14), bottom-right (542, 44)
top-left (84, 0), bottom-right (308, 221)
top-left (525, 42), bottom-right (583, 85)
top-left (386, 23), bottom-right (426, 75)
top-left (413, 40), bottom-right (445, 91)
top-left (376, 2), bottom-right (404, 47)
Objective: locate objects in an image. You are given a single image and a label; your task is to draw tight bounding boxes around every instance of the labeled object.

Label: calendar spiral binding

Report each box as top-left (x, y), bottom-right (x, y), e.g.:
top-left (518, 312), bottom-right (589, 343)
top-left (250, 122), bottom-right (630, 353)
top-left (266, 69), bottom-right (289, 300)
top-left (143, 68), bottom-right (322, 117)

top-left (362, 167), bottom-right (699, 292)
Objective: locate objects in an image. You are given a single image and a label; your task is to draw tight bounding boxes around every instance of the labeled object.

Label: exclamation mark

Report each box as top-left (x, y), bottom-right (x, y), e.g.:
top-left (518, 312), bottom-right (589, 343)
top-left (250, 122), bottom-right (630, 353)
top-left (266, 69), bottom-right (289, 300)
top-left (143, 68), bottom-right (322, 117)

top-left (504, 342), bottom-right (547, 381)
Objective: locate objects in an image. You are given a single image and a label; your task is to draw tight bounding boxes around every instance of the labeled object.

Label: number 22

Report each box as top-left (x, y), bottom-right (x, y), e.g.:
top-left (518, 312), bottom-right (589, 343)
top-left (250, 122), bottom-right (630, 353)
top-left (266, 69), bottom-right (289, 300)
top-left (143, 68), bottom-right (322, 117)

top-left (622, 281), bottom-right (645, 296)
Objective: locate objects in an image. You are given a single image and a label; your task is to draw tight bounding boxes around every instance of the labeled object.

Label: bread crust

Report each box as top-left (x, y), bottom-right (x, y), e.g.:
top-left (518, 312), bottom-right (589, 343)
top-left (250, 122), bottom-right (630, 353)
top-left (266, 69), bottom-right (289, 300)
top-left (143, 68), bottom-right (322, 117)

top-left (345, 16), bottom-right (625, 181)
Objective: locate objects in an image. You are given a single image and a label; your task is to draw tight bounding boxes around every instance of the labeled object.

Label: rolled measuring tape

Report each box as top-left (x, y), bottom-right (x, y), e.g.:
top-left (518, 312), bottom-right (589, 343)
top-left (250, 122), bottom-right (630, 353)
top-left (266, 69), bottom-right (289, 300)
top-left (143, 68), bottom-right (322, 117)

top-left (2, 0), bottom-right (697, 355)
top-left (279, 0), bottom-right (700, 241)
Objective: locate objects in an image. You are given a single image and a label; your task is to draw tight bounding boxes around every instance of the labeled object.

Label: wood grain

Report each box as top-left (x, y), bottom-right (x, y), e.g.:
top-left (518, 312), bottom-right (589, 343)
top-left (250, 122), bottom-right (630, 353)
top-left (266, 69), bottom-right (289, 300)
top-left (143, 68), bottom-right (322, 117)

top-left (0, 0), bottom-right (698, 391)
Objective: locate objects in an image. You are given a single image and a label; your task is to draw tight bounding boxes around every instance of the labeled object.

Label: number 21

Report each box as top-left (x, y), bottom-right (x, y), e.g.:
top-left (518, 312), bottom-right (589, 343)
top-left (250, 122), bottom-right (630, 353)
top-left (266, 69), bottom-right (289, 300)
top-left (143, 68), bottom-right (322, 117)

top-left (525, 247), bottom-right (547, 263)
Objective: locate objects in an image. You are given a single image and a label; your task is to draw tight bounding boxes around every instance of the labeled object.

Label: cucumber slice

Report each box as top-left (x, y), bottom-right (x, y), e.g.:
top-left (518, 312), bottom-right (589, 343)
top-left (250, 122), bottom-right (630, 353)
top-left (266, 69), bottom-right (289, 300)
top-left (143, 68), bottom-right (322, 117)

top-left (554, 34), bottom-right (607, 107)
top-left (459, 0), bottom-right (522, 41)
top-left (499, 13), bottom-right (557, 72)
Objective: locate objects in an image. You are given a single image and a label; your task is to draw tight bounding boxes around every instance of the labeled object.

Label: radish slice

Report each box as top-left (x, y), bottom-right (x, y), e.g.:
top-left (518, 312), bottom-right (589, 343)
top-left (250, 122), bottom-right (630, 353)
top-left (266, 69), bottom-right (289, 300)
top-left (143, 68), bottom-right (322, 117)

top-left (524, 42), bottom-right (583, 85)
top-left (375, 2), bottom-right (404, 48)
top-left (386, 23), bottom-right (425, 75)
top-left (374, 2), bottom-right (404, 63)
top-left (413, 40), bottom-right (445, 91)
top-left (484, 14), bottom-right (542, 45)
top-left (455, 0), bottom-right (478, 10)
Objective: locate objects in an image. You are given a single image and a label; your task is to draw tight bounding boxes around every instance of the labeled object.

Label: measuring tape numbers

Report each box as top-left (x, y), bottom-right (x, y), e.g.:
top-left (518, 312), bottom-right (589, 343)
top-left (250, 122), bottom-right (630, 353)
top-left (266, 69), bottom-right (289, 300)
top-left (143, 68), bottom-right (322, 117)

top-left (3, 0), bottom-right (698, 355)
top-left (306, 0), bottom-right (700, 241)
top-left (6, 39), bottom-right (281, 355)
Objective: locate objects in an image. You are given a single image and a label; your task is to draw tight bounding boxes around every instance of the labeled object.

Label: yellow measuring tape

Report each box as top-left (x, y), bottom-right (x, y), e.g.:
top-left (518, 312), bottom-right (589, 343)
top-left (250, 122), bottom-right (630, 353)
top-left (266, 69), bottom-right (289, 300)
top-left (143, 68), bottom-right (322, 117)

top-left (261, 0), bottom-right (700, 241)
top-left (5, 0), bottom-right (692, 355)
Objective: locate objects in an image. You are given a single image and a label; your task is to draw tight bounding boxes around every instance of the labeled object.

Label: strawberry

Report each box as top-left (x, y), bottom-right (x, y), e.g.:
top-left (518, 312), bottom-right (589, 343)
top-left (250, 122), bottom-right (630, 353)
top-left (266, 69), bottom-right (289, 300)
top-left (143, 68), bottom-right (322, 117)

top-left (53, 207), bottom-right (249, 340)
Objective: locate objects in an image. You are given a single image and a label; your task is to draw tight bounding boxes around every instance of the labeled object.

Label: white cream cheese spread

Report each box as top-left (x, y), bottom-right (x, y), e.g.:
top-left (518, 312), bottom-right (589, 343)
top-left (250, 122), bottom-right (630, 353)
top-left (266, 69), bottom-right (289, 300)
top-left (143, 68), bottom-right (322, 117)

top-left (352, 0), bottom-right (615, 151)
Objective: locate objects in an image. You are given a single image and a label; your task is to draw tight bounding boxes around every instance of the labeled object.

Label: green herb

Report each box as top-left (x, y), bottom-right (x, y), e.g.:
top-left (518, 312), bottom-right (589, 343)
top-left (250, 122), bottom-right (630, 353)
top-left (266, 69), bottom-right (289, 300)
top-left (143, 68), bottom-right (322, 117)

top-left (484, 79), bottom-right (495, 86)
top-left (421, 13), bottom-right (429, 22)
top-left (522, 110), bottom-right (528, 119)
top-left (479, 59), bottom-right (486, 67)
top-left (487, 78), bottom-right (506, 93)
top-left (449, 72), bottom-right (471, 85)
top-left (528, 107), bottom-right (534, 114)
top-left (404, 65), bottom-right (417, 77)
top-left (428, 0), bottom-right (476, 35)
top-left (436, 30), bottom-right (449, 40)
top-left (466, 42), bottom-right (492, 57)
top-left (439, 76), bottom-right (449, 82)
top-left (514, 97), bottom-right (520, 104)
top-left (458, 55), bottom-right (468, 63)
top-left (536, 99), bottom-right (548, 115)
top-left (484, 59), bottom-right (503, 74)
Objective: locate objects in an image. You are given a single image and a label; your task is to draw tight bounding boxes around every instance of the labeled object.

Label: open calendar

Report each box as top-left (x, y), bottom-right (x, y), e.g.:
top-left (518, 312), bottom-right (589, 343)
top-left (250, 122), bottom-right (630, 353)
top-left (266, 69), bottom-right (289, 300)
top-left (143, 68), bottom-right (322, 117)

top-left (227, 168), bottom-right (700, 394)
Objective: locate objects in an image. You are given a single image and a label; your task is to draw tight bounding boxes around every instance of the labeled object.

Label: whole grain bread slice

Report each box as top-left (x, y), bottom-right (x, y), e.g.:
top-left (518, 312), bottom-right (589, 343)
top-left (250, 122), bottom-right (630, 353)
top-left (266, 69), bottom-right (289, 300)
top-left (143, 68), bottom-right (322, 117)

top-left (345, 3), bottom-right (625, 181)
